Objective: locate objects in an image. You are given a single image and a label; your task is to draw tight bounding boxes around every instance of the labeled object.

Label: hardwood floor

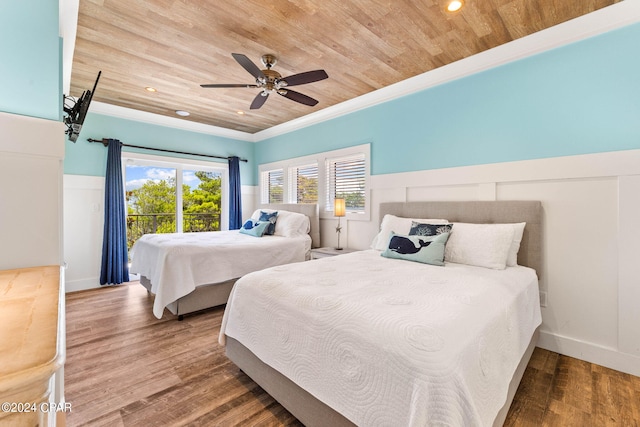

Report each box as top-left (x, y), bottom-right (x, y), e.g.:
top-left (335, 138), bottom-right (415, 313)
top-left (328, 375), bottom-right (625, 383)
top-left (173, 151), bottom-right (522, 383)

top-left (65, 282), bottom-right (640, 426)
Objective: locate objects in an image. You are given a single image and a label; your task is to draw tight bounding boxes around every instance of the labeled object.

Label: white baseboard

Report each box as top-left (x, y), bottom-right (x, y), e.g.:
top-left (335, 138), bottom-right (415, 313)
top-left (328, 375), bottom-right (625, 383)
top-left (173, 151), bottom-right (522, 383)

top-left (538, 330), bottom-right (640, 377)
top-left (65, 273), bottom-right (140, 293)
top-left (65, 278), bottom-right (101, 293)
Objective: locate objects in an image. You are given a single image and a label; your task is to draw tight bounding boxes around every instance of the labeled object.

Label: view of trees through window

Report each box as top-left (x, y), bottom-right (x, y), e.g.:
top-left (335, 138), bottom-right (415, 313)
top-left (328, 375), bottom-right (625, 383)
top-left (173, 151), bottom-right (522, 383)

top-left (294, 164), bottom-right (318, 204)
top-left (330, 155), bottom-right (366, 213)
top-left (125, 165), bottom-right (222, 250)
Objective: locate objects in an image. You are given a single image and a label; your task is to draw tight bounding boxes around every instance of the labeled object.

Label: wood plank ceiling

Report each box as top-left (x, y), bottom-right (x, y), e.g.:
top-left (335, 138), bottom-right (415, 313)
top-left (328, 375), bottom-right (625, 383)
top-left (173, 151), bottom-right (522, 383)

top-left (70, 0), bottom-right (619, 134)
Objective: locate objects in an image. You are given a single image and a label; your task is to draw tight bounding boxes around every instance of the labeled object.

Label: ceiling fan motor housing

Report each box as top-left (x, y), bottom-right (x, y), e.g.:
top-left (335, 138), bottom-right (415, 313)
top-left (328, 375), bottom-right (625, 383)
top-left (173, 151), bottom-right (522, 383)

top-left (260, 69), bottom-right (284, 92)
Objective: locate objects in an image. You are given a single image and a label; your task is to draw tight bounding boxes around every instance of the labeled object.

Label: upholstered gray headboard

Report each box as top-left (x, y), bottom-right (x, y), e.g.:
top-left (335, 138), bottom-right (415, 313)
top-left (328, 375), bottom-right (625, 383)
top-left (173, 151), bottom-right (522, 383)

top-left (379, 201), bottom-right (543, 275)
top-left (260, 203), bottom-right (320, 248)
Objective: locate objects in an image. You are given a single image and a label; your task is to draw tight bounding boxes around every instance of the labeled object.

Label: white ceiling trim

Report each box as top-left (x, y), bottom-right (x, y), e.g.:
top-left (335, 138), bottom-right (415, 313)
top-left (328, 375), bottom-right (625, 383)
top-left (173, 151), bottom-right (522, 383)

top-left (88, 101), bottom-right (256, 141)
top-left (60, 0), bottom-right (80, 95)
top-left (61, 0), bottom-right (640, 144)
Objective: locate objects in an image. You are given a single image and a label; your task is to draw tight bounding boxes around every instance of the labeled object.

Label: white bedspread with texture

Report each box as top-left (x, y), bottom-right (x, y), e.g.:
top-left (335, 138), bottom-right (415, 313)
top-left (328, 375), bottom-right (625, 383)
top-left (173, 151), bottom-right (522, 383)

top-left (130, 230), bottom-right (311, 318)
top-left (220, 249), bottom-right (541, 426)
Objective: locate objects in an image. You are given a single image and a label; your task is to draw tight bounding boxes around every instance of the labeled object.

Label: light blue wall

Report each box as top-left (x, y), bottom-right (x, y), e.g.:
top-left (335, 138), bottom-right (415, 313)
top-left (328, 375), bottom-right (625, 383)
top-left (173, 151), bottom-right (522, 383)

top-left (256, 23), bottom-right (640, 175)
top-left (4, 3), bottom-right (638, 183)
top-left (0, 2), bottom-right (61, 120)
top-left (64, 113), bottom-right (256, 185)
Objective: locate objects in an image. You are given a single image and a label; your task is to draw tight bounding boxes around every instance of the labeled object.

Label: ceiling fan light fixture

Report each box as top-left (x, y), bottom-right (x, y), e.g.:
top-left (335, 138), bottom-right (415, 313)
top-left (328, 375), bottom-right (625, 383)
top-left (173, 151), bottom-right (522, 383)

top-left (446, 0), bottom-right (464, 12)
top-left (201, 52), bottom-right (328, 110)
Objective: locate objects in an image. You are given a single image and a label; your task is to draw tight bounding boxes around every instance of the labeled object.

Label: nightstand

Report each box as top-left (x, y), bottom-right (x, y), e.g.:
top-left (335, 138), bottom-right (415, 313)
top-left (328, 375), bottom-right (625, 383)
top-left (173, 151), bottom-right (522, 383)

top-left (310, 247), bottom-right (358, 260)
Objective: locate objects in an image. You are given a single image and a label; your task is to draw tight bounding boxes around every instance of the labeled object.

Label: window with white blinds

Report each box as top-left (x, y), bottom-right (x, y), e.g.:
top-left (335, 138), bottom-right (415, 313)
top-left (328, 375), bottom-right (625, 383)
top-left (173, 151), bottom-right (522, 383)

top-left (289, 163), bottom-right (318, 204)
top-left (258, 143), bottom-right (370, 219)
top-left (326, 154), bottom-right (366, 213)
top-left (261, 169), bottom-right (284, 203)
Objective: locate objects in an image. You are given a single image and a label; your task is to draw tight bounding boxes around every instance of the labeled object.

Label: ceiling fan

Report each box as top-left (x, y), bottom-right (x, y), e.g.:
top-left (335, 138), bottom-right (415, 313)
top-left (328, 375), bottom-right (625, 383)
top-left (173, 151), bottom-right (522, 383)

top-left (201, 53), bottom-right (328, 110)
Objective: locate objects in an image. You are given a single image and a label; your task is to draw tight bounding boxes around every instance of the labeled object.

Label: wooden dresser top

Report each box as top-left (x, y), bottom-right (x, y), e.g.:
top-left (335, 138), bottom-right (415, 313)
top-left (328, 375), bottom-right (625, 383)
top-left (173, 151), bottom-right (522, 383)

top-left (0, 266), bottom-right (64, 392)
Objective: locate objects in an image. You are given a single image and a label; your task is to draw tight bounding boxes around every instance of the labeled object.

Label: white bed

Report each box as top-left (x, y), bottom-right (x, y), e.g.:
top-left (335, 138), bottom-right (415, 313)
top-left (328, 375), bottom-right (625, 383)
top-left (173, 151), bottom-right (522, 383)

top-left (219, 201), bottom-right (544, 426)
top-left (130, 203), bottom-right (320, 319)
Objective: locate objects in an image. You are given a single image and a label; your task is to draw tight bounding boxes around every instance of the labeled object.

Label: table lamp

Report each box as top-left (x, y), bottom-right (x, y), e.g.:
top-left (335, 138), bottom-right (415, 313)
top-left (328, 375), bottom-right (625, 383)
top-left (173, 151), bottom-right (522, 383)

top-left (334, 198), bottom-right (346, 250)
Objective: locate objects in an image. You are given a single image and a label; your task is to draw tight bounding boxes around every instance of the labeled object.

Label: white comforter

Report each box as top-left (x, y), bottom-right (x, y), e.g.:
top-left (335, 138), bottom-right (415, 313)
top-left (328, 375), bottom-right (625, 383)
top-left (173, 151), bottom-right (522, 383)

top-left (220, 250), bottom-right (542, 426)
top-left (130, 230), bottom-right (311, 318)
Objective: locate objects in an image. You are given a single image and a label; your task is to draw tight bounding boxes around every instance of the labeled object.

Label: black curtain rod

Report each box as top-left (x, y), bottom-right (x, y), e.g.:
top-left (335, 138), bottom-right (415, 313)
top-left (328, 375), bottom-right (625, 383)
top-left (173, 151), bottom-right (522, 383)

top-left (87, 138), bottom-right (248, 162)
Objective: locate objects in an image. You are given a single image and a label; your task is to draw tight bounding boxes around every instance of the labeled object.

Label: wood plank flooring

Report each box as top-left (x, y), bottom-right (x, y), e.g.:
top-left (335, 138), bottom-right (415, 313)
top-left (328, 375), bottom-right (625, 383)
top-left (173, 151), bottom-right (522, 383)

top-left (65, 282), bottom-right (640, 426)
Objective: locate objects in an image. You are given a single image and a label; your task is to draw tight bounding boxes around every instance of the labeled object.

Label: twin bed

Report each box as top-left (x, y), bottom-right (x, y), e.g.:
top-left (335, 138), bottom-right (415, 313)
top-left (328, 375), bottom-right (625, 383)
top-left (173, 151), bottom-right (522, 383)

top-left (219, 200), bottom-right (543, 426)
top-left (130, 203), bottom-right (320, 319)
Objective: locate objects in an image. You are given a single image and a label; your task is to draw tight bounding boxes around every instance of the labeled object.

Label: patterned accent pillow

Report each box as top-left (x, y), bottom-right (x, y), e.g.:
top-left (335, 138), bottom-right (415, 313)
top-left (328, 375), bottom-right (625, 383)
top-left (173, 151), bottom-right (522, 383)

top-left (371, 215), bottom-right (448, 251)
top-left (409, 222), bottom-right (453, 237)
top-left (239, 219), bottom-right (270, 237)
top-left (259, 211), bottom-right (278, 235)
top-left (381, 232), bottom-right (450, 266)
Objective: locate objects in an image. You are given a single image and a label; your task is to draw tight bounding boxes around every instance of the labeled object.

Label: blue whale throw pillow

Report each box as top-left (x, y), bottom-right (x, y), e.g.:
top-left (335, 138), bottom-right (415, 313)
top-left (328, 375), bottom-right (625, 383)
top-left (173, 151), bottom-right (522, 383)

top-left (239, 219), bottom-right (270, 237)
top-left (381, 232), bottom-right (450, 266)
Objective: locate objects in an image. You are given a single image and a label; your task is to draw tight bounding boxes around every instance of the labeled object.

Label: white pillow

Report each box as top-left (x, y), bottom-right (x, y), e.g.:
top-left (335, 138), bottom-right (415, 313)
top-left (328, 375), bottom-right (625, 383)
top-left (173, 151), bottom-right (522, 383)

top-left (250, 209), bottom-right (310, 237)
top-left (444, 223), bottom-right (515, 270)
top-left (371, 214), bottom-right (448, 251)
top-left (506, 222), bottom-right (526, 267)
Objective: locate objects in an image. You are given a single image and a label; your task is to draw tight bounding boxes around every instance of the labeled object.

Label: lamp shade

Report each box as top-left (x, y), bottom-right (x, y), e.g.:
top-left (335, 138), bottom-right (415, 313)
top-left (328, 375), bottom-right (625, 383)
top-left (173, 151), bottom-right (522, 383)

top-left (334, 198), bottom-right (346, 217)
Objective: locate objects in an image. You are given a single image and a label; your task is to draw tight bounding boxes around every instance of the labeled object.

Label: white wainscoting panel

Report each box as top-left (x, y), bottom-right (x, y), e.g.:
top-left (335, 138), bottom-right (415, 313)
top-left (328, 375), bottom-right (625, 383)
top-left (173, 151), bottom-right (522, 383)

top-left (359, 149), bottom-right (640, 376)
top-left (617, 175), bottom-right (640, 358)
top-left (241, 185), bottom-right (257, 224)
top-left (407, 184), bottom-right (480, 203)
top-left (498, 178), bottom-right (619, 350)
top-left (0, 112), bottom-right (64, 270)
top-left (63, 175), bottom-right (105, 292)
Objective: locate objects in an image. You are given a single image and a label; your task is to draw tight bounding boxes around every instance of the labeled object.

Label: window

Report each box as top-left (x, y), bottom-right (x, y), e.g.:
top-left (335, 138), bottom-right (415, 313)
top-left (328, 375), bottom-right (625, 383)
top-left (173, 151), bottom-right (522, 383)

top-left (262, 169), bottom-right (284, 203)
top-left (259, 144), bottom-right (370, 220)
top-left (290, 163), bottom-right (318, 204)
top-left (123, 152), bottom-right (228, 251)
top-left (326, 154), bottom-right (366, 213)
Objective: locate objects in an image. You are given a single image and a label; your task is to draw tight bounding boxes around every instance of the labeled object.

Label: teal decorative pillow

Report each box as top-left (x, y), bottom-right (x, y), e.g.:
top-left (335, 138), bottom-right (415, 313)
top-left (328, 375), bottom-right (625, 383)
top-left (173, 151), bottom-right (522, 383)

top-left (239, 219), bottom-right (270, 237)
top-left (259, 211), bottom-right (278, 235)
top-left (381, 232), bottom-right (450, 266)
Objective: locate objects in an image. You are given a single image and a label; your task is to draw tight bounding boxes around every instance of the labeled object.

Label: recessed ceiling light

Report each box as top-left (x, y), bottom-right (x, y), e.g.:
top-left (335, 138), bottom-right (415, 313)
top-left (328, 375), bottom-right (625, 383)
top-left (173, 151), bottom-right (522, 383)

top-left (145, 86), bottom-right (157, 92)
top-left (175, 110), bottom-right (190, 117)
top-left (446, 0), bottom-right (463, 12)
top-left (237, 111), bottom-right (245, 115)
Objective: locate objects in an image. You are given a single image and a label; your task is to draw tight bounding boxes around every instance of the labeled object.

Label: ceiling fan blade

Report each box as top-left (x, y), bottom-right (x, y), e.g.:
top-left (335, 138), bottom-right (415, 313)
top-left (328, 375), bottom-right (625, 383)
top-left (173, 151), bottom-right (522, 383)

top-left (279, 89), bottom-right (318, 106)
top-left (200, 83), bottom-right (259, 88)
top-left (281, 70), bottom-right (328, 87)
top-left (232, 53), bottom-right (266, 80)
top-left (250, 92), bottom-right (269, 109)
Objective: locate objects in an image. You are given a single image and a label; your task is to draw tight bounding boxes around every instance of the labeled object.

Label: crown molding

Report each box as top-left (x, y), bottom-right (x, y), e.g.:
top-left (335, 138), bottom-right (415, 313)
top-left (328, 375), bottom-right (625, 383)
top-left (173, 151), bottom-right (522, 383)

top-left (88, 101), bottom-right (257, 142)
top-left (62, 0), bottom-right (639, 143)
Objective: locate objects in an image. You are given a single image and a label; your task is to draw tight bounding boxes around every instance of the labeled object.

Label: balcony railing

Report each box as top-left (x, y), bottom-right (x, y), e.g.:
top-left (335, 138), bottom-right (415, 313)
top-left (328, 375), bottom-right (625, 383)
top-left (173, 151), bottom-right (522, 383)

top-left (127, 212), bottom-right (221, 250)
